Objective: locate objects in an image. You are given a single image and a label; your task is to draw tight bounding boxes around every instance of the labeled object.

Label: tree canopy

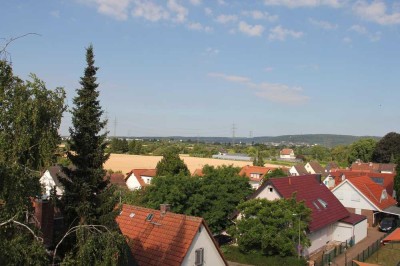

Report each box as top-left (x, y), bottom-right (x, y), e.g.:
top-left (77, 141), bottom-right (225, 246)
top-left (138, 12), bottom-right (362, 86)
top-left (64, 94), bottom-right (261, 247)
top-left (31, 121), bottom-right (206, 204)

top-left (347, 138), bottom-right (377, 165)
top-left (228, 197), bottom-right (311, 257)
top-left (134, 165), bottom-right (252, 233)
top-left (372, 132), bottom-right (400, 163)
top-left (58, 45), bottom-right (126, 265)
top-left (155, 147), bottom-right (189, 176)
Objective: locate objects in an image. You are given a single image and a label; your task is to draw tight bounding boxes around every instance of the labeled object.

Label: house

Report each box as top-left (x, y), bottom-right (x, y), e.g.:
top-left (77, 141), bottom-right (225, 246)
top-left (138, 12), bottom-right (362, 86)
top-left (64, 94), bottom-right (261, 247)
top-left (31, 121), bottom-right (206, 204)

top-left (280, 148), bottom-right (295, 160)
top-left (252, 175), bottom-right (367, 255)
top-left (325, 170), bottom-right (395, 197)
top-left (40, 166), bottom-right (67, 196)
top-left (125, 169), bottom-right (157, 190)
top-left (305, 161), bottom-right (325, 175)
top-left (289, 164), bottom-right (308, 176)
top-left (116, 204), bottom-right (228, 266)
top-left (239, 165), bottom-right (275, 189)
top-left (192, 168), bottom-right (204, 177)
top-left (332, 175), bottom-right (399, 226)
top-left (351, 161), bottom-right (396, 174)
top-left (325, 162), bottom-right (339, 173)
top-left (106, 172), bottom-right (128, 189)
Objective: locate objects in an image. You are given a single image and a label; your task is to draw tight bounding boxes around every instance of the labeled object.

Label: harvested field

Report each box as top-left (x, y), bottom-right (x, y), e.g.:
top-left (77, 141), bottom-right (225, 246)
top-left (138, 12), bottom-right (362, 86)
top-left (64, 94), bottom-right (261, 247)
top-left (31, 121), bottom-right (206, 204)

top-left (104, 154), bottom-right (282, 174)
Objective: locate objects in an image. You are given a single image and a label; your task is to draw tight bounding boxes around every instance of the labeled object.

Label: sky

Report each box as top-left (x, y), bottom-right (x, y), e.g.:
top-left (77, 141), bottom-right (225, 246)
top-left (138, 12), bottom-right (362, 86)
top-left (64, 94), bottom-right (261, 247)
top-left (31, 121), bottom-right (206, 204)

top-left (1, 0), bottom-right (400, 137)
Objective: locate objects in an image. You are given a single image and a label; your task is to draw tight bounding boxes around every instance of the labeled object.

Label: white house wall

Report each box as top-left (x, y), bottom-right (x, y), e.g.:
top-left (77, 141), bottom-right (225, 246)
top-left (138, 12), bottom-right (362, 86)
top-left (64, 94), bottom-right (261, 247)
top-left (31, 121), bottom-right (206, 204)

top-left (333, 182), bottom-right (377, 211)
top-left (182, 224), bottom-right (226, 266)
top-left (126, 174), bottom-right (141, 190)
top-left (305, 163), bottom-right (315, 174)
top-left (256, 185), bottom-right (281, 200)
top-left (353, 219), bottom-right (367, 244)
top-left (39, 170), bottom-right (64, 196)
top-left (141, 175), bottom-right (153, 185)
top-left (332, 222), bottom-right (353, 243)
top-left (307, 225), bottom-right (333, 255)
top-left (289, 166), bottom-right (298, 176)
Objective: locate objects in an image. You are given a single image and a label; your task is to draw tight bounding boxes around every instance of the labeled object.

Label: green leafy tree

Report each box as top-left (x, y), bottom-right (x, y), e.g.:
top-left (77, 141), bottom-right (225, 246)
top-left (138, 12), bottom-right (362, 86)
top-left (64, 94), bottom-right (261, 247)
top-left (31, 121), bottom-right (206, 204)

top-left (394, 159), bottom-right (400, 202)
top-left (263, 168), bottom-right (287, 183)
top-left (141, 165), bottom-right (252, 233)
top-left (347, 138), bottom-right (377, 165)
top-left (331, 145), bottom-right (350, 165)
top-left (0, 56), bottom-right (65, 264)
top-left (156, 147), bottom-right (189, 176)
top-left (59, 45), bottom-right (126, 265)
top-left (253, 150), bottom-right (265, 166)
top-left (229, 197), bottom-right (311, 257)
top-left (372, 132), bottom-right (400, 163)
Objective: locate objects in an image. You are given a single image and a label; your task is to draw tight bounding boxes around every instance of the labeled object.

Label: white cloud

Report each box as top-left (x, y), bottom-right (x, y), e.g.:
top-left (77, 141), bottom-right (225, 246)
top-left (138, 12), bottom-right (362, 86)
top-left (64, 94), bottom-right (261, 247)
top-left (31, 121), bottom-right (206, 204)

top-left (349, 24), bottom-right (381, 41)
top-left (204, 7), bottom-right (213, 16)
top-left (83, 0), bottom-right (131, 20)
top-left (208, 72), bottom-right (250, 83)
top-left (132, 0), bottom-right (169, 22)
top-left (209, 72), bottom-right (309, 104)
top-left (264, 67), bottom-right (274, 72)
top-left (343, 37), bottom-right (352, 43)
top-left (216, 14), bottom-right (238, 24)
top-left (264, 0), bottom-right (344, 8)
top-left (242, 10), bottom-right (279, 22)
top-left (217, 0), bottom-right (226, 5)
top-left (353, 0), bottom-right (400, 25)
top-left (238, 21), bottom-right (264, 37)
top-left (189, 0), bottom-right (201, 5)
top-left (167, 0), bottom-right (188, 23)
top-left (252, 82), bottom-right (309, 104)
top-left (50, 10), bottom-right (60, 18)
top-left (187, 22), bottom-right (212, 32)
top-left (268, 25), bottom-right (303, 41)
top-left (309, 18), bottom-right (338, 30)
top-left (203, 47), bottom-right (220, 56)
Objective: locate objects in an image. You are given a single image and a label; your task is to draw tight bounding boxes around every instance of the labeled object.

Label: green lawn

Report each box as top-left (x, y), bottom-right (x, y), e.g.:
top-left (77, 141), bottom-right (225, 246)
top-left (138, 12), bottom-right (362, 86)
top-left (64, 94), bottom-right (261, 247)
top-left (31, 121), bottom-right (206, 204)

top-left (365, 243), bottom-right (400, 266)
top-left (221, 245), bottom-right (306, 266)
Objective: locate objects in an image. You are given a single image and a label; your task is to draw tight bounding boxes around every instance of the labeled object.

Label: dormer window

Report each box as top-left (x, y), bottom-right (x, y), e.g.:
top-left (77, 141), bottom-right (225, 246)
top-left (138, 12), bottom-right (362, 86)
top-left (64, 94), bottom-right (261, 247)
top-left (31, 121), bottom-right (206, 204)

top-left (381, 190), bottom-right (388, 201)
top-left (317, 198), bottom-right (328, 209)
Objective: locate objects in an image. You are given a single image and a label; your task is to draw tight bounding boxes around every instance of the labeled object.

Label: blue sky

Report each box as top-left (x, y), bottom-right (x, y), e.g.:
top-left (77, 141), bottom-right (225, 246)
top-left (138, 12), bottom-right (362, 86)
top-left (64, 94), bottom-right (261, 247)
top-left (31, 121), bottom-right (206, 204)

top-left (2, 0), bottom-right (400, 137)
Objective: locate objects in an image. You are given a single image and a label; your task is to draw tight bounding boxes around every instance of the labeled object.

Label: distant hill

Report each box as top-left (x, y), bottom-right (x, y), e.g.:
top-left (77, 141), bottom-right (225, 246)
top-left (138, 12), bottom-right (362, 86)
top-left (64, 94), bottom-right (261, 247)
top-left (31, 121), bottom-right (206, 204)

top-left (109, 134), bottom-right (381, 148)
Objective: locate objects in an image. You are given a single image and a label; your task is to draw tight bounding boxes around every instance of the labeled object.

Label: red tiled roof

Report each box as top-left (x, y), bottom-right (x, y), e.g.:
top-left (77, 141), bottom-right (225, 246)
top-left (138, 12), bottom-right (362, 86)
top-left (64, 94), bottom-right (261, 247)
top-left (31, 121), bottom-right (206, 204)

top-left (340, 213), bottom-right (366, 225)
top-left (350, 162), bottom-right (396, 173)
top-left (280, 148), bottom-right (294, 155)
top-left (329, 170), bottom-right (395, 195)
top-left (256, 175), bottom-right (350, 233)
top-left (116, 204), bottom-right (227, 266)
top-left (239, 165), bottom-right (275, 181)
top-left (126, 169), bottom-right (157, 187)
top-left (294, 164), bottom-right (308, 175)
top-left (192, 169), bottom-right (204, 177)
top-left (382, 228), bottom-right (400, 244)
top-left (107, 173), bottom-right (127, 188)
top-left (346, 176), bottom-right (397, 211)
top-left (141, 169), bottom-right (156, 177)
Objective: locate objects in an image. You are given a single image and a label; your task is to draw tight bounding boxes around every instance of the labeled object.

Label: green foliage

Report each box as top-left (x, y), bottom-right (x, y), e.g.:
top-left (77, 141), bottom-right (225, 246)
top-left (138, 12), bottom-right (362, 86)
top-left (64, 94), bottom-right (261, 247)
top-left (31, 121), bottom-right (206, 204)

top-left (221, 245), bottom-right (307, 266)
top-left (347, 138), bottom-right (377, 165)
top-left (372, 132), bottom-right (400, 163)
top-left (141, 165), bottom-right (252, 233)
top-left (331, 145), bottom-right (350, 165)
top-left (155, 147), bottom-right (189, 176)
top-left (229, 197), bottom-right (311, 257)
top-left (0, 60), bottom-right (66, 170)
top-left (128, 140), bottom-right (142, 155)
top-left (59, 45), bottom-right (126, 264)
top-left (253, 150), bottom-right (265, 166)
top-left (394, 159), bottom-right (400, 202)
top-left (109, 138), bottom-right (128, 153)
top-left (263, 168), bottom-right (287, 182)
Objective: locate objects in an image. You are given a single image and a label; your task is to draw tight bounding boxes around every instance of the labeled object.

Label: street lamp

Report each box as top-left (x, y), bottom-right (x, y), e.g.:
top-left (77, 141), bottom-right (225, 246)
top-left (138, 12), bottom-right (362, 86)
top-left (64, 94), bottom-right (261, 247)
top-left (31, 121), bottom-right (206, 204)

top-left (293, 213), bottom-right (301, 259)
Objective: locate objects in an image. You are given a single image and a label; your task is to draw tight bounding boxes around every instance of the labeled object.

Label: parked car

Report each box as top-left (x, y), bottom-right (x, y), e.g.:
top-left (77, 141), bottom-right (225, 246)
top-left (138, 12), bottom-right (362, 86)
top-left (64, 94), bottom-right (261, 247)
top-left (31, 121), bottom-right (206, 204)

top-left (379, 217), bottom-right (397, 232)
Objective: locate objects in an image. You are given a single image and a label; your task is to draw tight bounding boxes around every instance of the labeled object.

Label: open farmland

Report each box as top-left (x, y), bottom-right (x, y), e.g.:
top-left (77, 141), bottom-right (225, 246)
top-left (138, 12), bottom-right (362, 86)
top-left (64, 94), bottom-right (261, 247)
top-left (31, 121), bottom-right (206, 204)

top-left (104, 154), bottom-right (282, 174)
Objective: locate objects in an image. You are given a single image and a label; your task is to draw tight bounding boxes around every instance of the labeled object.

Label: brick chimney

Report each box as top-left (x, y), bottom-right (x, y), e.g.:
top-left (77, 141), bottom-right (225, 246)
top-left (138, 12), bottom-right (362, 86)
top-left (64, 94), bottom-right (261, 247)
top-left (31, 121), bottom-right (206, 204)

top-left (34, 199), bottom-right (54, 248)
top-left (160, 204), bottom-right (170, 215)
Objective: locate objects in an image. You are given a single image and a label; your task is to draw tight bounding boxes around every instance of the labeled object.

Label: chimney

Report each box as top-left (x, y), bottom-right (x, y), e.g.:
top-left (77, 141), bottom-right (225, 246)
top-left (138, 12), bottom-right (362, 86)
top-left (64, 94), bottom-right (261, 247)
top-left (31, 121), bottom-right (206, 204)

top-left (160, 204), bottom-right (170, 215)
top-left (34, 199), bottom-right (54, 248)
top-left (316, 174), bottom-right (322, 184)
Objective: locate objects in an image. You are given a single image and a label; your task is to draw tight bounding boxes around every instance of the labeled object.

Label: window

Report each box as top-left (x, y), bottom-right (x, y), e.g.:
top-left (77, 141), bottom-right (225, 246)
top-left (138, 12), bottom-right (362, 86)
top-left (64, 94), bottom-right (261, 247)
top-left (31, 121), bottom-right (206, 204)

top-left (312, 201), bottom-right (320, 210)
top-left (145, 213), bottom-right (154, 221)
top-left (269, 187), bottom-right (273, 192)
top-left (371, 177), bottom-right (384, 185)
top-left (317, 198), bottom-right (328, 209)
top-left (195, 248), bottom-right (204, 266)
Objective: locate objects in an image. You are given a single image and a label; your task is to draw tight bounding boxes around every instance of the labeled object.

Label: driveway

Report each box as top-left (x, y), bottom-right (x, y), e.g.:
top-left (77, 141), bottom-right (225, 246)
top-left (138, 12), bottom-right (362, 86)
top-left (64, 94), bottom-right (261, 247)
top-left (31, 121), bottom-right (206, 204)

top-left (332, 228), bottom-right (386, 266)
